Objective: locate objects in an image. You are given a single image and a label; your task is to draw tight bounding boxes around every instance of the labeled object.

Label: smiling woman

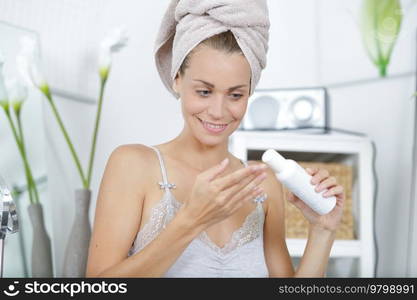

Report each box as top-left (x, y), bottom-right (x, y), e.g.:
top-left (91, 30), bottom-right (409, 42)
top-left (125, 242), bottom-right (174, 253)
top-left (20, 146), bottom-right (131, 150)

top-left (86, 0), bottom-right (345, 278)
top-left (173, 38), bottom-right (251, 145)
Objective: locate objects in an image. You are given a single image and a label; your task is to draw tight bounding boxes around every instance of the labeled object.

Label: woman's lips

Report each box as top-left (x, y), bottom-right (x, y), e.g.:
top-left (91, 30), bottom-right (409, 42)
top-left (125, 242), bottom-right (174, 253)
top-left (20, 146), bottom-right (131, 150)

top-left (197, 117), bottom-right (229, 134)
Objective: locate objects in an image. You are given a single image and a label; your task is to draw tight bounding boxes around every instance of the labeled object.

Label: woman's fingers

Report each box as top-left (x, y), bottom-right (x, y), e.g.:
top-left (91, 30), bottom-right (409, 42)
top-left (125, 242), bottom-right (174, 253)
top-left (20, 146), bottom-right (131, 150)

top-left (306, 167), bottom-right (318, 175)
top-left (202, 158), bottom-right (230, 181)
top-left (315, 176), bottom-right (337, 192)
top-left (227, 184), bottom-right (265, 215)
top-left (225, 170), bottom-right (267, 202)
top-left (310, 168), bottom-right (329, 185)
top-left (212, 163), bottom-right (267, 191)
top-left (323, 185), bottom-right (344, 197)
top-left (223, 165), bottom-right (267, 197)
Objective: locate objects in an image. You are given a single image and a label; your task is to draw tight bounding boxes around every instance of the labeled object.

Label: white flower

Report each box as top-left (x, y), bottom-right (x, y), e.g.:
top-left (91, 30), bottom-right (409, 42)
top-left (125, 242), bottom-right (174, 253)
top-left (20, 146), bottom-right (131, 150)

top-left (16, 36), bottom-right (48, 90)
top-left (0, 50), bottom-right (8, 106)
top-left (98, 26), bottom-right (128, 79)
top-left (6, 78), bottom-right (28, 104)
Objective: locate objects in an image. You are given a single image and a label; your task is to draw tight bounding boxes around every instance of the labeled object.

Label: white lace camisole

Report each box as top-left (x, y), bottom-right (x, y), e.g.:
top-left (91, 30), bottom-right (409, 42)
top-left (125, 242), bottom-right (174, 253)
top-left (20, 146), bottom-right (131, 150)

top-left (127, 145), bottom-right (269, 277)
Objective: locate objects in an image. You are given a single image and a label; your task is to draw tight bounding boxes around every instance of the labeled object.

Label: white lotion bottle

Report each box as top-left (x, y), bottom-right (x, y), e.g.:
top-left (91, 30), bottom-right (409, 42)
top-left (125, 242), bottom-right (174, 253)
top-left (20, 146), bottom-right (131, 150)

top-left (262, 149), bottom-right (336, 215)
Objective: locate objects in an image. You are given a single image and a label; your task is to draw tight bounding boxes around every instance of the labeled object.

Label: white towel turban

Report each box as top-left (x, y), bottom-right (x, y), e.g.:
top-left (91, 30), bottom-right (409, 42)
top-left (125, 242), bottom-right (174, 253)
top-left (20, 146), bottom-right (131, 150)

top-left (154, 0), bottom-right (270, 99)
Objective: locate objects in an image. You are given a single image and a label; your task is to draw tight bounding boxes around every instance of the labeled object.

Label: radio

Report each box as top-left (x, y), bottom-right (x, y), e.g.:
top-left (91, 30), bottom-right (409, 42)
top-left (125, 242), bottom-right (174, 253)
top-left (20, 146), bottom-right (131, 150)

top-left (241, 86), bottom-right (330, 133)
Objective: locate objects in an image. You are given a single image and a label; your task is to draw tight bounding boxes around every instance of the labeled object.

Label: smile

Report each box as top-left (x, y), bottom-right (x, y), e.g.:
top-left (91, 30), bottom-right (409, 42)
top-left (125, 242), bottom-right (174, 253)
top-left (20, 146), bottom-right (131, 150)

top-left (197, 117), bottom-right (230, 134)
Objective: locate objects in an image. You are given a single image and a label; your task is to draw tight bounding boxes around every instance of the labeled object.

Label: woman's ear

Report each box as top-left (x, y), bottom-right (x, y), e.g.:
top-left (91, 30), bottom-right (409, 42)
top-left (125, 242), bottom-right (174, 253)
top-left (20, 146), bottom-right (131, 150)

top-left (172, 74), bottom-right (180, 93)
top-left (172, 75), bottom-right (181, 99)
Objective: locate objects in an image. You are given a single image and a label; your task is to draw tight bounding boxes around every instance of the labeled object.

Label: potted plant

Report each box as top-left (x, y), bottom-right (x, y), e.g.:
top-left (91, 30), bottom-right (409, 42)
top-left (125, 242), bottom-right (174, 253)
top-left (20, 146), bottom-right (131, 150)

top-left (16, 27), bottom-right (128, 277)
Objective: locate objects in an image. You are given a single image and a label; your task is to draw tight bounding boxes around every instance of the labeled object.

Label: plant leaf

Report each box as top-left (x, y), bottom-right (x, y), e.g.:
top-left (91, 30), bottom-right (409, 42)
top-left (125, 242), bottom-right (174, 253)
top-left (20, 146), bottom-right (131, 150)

top-left (360, 0), bottom-right (402, 76)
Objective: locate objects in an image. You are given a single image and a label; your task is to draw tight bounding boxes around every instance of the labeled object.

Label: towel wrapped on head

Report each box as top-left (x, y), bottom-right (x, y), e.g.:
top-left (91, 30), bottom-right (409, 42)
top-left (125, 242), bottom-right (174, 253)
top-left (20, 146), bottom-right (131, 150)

top-left (154, 0), bottom-right (270, 99)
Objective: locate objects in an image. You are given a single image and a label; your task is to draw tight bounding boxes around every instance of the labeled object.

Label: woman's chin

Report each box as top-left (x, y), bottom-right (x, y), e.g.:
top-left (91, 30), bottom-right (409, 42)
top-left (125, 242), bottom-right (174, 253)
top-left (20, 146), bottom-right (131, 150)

top-left (199, 127), bottom-right (237, 146)
top-left (197, 136), bottom-right (226, 146)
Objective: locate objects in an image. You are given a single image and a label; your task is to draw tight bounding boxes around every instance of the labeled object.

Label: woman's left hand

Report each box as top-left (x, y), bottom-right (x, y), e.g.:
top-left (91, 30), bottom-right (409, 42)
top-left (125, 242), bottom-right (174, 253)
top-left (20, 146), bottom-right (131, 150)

top-left (286, 167), bottom-right (345, 232)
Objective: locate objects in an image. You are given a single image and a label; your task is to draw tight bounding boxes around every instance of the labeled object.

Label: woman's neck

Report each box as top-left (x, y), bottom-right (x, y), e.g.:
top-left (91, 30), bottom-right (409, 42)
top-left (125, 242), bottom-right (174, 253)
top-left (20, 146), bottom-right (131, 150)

top-left (162, 130), bottom-right (235, 172)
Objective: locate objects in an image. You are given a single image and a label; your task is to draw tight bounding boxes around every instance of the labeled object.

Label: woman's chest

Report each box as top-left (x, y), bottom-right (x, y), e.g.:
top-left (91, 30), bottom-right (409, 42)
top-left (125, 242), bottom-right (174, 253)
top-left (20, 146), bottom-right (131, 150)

top-left (139, 168), bottom-right (265, 248)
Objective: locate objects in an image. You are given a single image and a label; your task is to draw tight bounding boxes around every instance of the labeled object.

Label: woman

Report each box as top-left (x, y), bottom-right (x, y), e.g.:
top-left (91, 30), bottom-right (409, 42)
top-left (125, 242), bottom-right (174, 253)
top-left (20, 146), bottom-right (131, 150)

top-left (86, 0), bottom-right (344, 277)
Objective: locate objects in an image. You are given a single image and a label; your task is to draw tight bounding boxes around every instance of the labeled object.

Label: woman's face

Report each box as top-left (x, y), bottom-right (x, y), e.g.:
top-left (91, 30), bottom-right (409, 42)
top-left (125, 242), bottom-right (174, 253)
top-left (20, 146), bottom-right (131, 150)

top-left (173, 45), bottom-right (251, 147)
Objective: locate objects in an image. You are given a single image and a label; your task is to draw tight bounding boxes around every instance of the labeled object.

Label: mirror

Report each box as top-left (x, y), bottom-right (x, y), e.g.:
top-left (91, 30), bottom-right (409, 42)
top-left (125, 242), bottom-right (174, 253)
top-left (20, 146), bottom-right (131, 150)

top-left (0, 21), bottom-right (48, 277)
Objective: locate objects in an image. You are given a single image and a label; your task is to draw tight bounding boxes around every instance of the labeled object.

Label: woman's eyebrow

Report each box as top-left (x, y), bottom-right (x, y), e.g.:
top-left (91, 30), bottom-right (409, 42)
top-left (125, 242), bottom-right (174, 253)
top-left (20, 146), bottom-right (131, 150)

top-left (192, 79), bottom-right (248, 91)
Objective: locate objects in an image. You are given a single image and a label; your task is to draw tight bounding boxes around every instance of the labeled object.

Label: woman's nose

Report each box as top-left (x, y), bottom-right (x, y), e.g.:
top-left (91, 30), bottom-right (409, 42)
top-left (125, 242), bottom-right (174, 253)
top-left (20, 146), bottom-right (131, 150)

top-left (207, 95), bottom-right (225, 119)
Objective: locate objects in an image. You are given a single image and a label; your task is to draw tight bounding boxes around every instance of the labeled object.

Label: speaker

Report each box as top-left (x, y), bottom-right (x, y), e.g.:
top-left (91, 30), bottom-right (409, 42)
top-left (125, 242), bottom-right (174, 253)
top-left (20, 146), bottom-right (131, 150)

top-left (240, 87), bottom-right (330, 133)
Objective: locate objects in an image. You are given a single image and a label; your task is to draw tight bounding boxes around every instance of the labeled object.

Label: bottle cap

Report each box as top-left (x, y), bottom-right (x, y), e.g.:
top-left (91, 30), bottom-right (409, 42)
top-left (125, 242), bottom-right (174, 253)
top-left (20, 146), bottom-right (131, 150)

top-left (262, 149), bottom-right (287, 173)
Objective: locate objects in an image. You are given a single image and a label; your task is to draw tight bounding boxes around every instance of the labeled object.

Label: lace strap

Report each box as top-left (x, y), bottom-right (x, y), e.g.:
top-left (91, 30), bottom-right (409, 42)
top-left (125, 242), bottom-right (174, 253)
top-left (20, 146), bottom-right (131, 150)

top-left (256, 201), bottom-right (265, 231)
top-left (243, 160), bottom-right (265, 229)
top-left (149, 146), bottom-right (176, 191)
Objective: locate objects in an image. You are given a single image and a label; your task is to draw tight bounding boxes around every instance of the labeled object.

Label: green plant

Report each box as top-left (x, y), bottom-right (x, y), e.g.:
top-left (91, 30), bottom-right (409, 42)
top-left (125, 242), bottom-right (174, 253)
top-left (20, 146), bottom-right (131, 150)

top-left (16, 28), bottom-right (128, 189)
top-left (360, 0), bottom-right (403, 77)
top-left (0, 59), bottom-right (39, 204)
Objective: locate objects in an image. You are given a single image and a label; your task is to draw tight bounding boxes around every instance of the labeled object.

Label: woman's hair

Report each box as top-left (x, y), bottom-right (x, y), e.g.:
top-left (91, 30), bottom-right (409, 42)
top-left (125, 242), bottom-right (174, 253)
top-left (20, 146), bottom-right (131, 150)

top-left (177, 30), bottom-right (244, 77)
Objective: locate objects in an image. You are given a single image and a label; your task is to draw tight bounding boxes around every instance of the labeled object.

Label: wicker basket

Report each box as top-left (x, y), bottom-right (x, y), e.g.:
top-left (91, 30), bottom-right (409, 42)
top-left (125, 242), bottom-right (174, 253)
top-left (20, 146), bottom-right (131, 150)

top-left (281, 161), bottom-right (355, 240)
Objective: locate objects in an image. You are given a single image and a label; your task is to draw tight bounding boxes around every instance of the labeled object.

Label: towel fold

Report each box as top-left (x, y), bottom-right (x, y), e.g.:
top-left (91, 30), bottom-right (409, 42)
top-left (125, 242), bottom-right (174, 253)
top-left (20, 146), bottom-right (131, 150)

top-left (154, 0), bottom-right (270, 99)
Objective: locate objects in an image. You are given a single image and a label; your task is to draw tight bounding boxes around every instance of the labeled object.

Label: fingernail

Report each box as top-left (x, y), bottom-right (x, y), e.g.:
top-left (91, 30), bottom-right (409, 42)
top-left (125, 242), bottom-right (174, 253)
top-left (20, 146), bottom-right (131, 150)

top-left (250, 165), bottom-right (259, 172)
top-left (253, 164), bottom-right (267, 171)
top-left (221, 158), bottom-right (229, 165)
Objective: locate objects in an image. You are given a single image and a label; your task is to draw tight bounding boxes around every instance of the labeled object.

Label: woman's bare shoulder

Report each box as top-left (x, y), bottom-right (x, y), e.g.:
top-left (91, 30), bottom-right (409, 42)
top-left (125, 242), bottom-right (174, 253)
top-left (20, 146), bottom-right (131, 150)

top-left (107, 144), bottom-right (155, 165)
top-left (87, 144), bottom-right (156, 276)
top-left (110, 143), bottom-right (154, 156)
top-left (103, 144), bottom-right (157, 183)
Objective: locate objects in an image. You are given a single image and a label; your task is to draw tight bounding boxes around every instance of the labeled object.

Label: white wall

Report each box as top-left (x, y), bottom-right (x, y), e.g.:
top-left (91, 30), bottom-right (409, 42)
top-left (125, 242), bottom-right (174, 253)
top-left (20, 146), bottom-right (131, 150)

top-left (0, 0), bottom-right (416, 277)
top-left (317, 0), bottom-right (417, 277)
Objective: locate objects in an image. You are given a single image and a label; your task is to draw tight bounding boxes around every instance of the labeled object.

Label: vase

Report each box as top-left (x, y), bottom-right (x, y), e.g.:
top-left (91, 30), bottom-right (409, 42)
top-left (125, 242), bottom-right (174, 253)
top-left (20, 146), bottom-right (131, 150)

top-left (62, 188), bottom-right (91, 277)
top-left (27, 203), bottom-right (53, 277)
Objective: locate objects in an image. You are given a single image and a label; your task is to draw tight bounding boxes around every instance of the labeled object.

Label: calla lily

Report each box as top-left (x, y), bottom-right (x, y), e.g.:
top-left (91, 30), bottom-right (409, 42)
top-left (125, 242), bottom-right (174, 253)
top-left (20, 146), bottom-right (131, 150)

top-left (16, 36), bottom-right (48, 93)
top-left (86, 26), bottom-right (129, 186)
top-left (0, 50), bottom-right (9, 110)
top-left (0, 52), bottom-right (39, 204)
top-left (360, 0), bottom-right (402, 77)
top-left (98, 26), bottom-right (129, 80)
top-left (5, 78), bottom-right (28, 116)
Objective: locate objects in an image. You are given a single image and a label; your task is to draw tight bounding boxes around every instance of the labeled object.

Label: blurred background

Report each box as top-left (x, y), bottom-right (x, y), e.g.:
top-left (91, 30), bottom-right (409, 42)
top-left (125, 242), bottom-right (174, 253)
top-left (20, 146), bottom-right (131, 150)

top-left (0, 0), bottom-right (416, 278)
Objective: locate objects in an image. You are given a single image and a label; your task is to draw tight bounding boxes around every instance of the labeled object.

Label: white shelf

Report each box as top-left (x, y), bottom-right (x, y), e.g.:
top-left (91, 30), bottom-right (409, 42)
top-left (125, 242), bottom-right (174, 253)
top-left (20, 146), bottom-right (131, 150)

top-left (287, 239), bottom-right (361, 257)
top-left (229, 130), bottom-right (375, 277)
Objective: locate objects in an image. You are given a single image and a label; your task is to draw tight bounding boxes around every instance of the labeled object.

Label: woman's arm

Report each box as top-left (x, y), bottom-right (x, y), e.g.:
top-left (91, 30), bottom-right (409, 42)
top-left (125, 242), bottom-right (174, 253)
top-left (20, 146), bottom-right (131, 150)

top-left (85, 145), bottom-right (205, 277)
top-left (295, 225), bottom-right (335, 277)
top-left (91, 208), bottom-right (204, 277)
top-left (262, 165), bottom-right (344, 277)
top-left (262, 166), bottom-right (295, 277)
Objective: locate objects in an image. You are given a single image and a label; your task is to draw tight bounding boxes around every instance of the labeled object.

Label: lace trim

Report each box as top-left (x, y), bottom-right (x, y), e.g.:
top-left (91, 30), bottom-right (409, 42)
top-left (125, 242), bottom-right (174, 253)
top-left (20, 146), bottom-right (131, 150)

top-left (130, 189), bottom-right (265, 256)
top-left (129, 192), bottom-right (176, 255)
top-left (196, 204), bottom-right (264, 256)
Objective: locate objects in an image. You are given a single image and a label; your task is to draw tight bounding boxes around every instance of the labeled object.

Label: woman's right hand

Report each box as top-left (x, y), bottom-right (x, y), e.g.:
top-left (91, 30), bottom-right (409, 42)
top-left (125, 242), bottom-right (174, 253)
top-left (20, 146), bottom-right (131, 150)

top-left (180, 158), bottom-right (268, 229)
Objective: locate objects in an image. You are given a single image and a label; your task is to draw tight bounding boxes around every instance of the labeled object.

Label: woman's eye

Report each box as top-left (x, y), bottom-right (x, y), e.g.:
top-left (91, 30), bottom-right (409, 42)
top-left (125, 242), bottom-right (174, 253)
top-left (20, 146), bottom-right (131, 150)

top-left (231, 93), bottom-right (243, 100)
top-left (196, 90), bottom-right (242, 99)
top-left (197, 90), bottom-right (211, 97)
